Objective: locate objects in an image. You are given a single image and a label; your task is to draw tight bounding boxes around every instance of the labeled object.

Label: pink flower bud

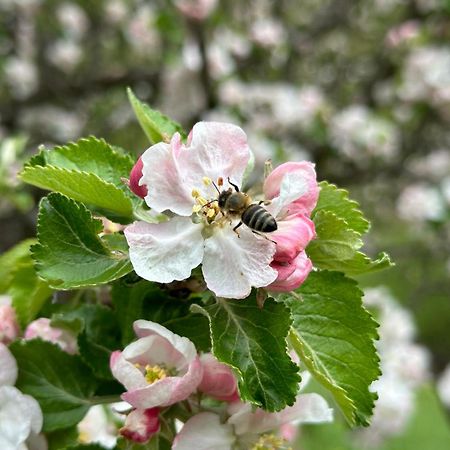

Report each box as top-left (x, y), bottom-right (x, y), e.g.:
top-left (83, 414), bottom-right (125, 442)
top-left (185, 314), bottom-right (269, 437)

top-left (198, 353), bottom-right (239, 402)
top-left (120, 408), bottom-right (160, 443)
top-left (129, 157), bottom-right (148, 199)
top-left (0, 305), bottom-right (20, 344)
top-left (24, 318), bottom-right (77, 354)
top-left (271, 213), bottom-right (315, 263)
top-left (269, 251), bottom-right (313, 292)
top-left (264, 161), bottom-right (319, 216)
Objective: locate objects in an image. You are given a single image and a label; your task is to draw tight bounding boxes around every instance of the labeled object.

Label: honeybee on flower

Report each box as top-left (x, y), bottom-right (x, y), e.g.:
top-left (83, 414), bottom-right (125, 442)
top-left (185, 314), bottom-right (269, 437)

top-left (126, 122), bottom-right (318, 298)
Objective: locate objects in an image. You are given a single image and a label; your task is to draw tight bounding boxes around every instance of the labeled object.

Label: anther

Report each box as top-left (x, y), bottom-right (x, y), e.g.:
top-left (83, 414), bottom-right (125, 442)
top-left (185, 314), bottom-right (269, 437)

top-left (202, 177), bottom-right (212, 186)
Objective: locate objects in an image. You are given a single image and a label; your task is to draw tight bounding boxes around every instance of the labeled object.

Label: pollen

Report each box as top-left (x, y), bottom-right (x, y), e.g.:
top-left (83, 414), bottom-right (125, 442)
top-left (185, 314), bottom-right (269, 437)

top-left (202, 176), bottom-right (212, 186)
top-left (251, 434), bottom-right (292, 450)
top-left (192, 204), bottom-right (202, 213)
top-left (144, 364), bottom-right (168, 384)
top-left (206, 207), bottom-right (216, 218)
top-left (192, 189), bottom-right (201, 198)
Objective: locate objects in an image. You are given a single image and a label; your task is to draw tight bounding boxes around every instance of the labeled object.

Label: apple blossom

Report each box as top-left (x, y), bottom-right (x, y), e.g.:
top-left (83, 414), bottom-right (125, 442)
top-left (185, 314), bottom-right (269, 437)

top-left (110, 320), bottom-right (202, 410)
top-left (24, 318), bottom-right (77, 354)
top-left (198, 353), bottom-right (238, 402)
top-left (77, 405), bottom-right (119, 448)
top-left (0, 304), bottom-right (20, 345)
top-left (173, 378), bottom-right (333, 450)
top-left (120, 408), bottom-right (160, 443)
top-left (125, 122), bottom-right (318, 298)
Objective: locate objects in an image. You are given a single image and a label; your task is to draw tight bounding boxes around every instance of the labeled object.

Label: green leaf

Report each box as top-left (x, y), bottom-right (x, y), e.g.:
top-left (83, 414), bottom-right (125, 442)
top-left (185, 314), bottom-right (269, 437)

top-left (314, 181), bottom-right (370, 234)
top-left (20, 137), bottom-right (135, 220)
top-left (32, 193), bottom-right (132, 289)
top-left (286, 271), bottom-right (380, 426)
top-left (111, 278), bottom-right (210, 351)
top-left (198, 294), bottom-right (300, 412)
top-left (10, 339), bottom-right (100, 432)
top-left (53, 304), bottom-right (121, 380)
top-left (307, 211), bottom-right (393, 275)
top-left (127, 87), bottom-right (185, 143)
top-left (0, 239), bottom-right (36, 292)
top-left (307, 210), bottom-right (363, 262)
top-left (9, 262), bottom-right (52, 328)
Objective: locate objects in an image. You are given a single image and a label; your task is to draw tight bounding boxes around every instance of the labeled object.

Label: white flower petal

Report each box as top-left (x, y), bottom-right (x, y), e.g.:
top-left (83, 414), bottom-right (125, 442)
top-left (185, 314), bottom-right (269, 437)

top-left (141, 135), bottom-right (195, 216)
top-left (133, 320), bottom-right (198, 367)
top-left (0, 386), bottom-right (42, 447)
top-left (0, 343), bottom-right (18, 386)
top-left (228, 393), bottom-right (332, 436)
top-left (125, 217), bottom-right (204, 284)
top-left (179, 122), bottom-right (251, 197)
top-left (173, 412), bottom-right (235, 450)
top-left (202, 226), bottom-right (277, 299)
top-left (268, 170), bottom-right (309, 217)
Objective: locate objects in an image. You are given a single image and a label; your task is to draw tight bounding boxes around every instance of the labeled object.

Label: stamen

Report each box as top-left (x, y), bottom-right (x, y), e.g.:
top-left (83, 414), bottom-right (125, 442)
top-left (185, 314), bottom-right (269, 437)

top-left (218, 177), bottom-right (223, 187)
top-left (192, 204), bottom-right (202, 213)
top-left (206, 208), bottom-right (216, 218)
top-left (251, 434), bottom-right (292, 450)
top-left (192, 189), bottom-right (200, 198)
top-left (144, 364), bottom-right (168, 384)
top-left (197, 196), bottom-right (208, 206)
top-left (202, 176), bottom-right (212, 186)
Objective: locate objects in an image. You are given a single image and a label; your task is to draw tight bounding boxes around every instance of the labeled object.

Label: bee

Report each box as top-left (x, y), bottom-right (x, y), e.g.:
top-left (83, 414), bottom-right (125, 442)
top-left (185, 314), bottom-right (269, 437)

top-left (216, 178), bottom-right (277, 235)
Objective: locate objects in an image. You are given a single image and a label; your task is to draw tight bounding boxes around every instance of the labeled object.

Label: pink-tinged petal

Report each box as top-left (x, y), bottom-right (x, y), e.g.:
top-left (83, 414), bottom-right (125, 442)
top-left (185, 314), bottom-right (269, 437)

top-left (110, 351), bottom-right (147, 391)
top-left (178, 122), bottom-right (251, 196)
top-left (0, 304), bottom-right (20, 345)
top-left (227, 393), bottom-right (332, 436)
top-left (269, 251), bottom-right (313, 292)
top-left (280, 423), bottom-right (298, 442)
top-left (173, 412), bottom-right (235, 450)
top-left (0, 343), bottom-right (18, 386)
top-left (265, 162), bottom-right (319, 216)
top-left (198, 353), bottom-right (238, 402)
top-left (129, 157), bottom-right (148, 199)
top-left (24, 318), bottom-right (77, 354)
top-left (133, 320), bottom-right (197, 369)
top-left (202, 226), bottom-right (277, 299)
top-left (125, 217), bottom-right (204, 284)
top-left (271, 214), bottom-right (316, 262)
top-left (120, 408), bottom-right (160, 443)
top-left (122, 356), bottom-right (203, 409)
top-left (140, 136), bottom-right (194, 216)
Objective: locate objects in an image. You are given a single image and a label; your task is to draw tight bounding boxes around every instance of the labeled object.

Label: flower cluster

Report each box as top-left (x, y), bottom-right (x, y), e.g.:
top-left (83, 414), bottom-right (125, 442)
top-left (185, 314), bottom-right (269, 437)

top-left (127, 121), bottom-right (318, 299)
top-left (110, 320), bottom-right (333, 447)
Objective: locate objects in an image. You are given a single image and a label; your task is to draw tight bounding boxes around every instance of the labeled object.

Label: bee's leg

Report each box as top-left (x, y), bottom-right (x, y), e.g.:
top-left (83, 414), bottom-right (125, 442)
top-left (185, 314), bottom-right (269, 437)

top-left (233, 221), bottom-right (243, 237)
top-left (227, 177), bottom-right (240, 192)
top-left (252, 230), bottom-right (277, 245)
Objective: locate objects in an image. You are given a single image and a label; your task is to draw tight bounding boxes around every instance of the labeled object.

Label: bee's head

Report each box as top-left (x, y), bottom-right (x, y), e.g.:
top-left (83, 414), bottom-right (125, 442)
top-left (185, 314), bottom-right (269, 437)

top-left (218, 188), bottom-right (233, 209)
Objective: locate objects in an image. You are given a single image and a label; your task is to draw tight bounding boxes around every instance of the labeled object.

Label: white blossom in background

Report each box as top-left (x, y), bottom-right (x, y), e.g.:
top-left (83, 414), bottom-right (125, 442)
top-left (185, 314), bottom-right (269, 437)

top-left (219, 80), bottom-right (326, 133)
top-left (359, 287), bottom-right (431, 446)
top-left (329, 105), bottom-right (400, 165)
top-left (4, 57), bottom-right (39, 100)
top-left (77, 405), bottom-right (119, 448)
top-left (46, 39), bottom-right (83, 73)
top-left (399, 47), bottom-right (450, 108)
top-left (250, 18), bottom-right (286, 48)
top-left (437, 364), bottom-right (450, 409)
top-left (407, 149), bottom-right (450, 181)
top-left (125, 5), bottom-right (161, 56)
top-left (19, 106), bottom-right (85, 142)
top-left (104, 0), bottom-right (128, 24)
top-left (56, 2), bottom-right (89, 40)
top-left (396, 182), bottom-right (445, 223)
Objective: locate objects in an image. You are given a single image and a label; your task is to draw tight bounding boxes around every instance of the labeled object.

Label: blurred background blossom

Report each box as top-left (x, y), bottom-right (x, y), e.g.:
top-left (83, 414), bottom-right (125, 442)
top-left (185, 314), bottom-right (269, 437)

top-left (0, 0), bottom-right (449, 448)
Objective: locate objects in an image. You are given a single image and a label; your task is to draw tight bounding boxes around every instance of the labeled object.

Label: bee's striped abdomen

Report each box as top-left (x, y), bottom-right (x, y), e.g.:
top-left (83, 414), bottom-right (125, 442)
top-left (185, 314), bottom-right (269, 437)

top-left (242, 204), bottom-right (277, 232)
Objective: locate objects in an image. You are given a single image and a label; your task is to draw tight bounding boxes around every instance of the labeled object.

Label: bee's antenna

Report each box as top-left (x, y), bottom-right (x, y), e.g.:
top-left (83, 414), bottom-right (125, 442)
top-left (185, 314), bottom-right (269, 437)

top-left (227, 177), bottom-right (240, 192)
top-left (212, 181), bottom-right (221, 194)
